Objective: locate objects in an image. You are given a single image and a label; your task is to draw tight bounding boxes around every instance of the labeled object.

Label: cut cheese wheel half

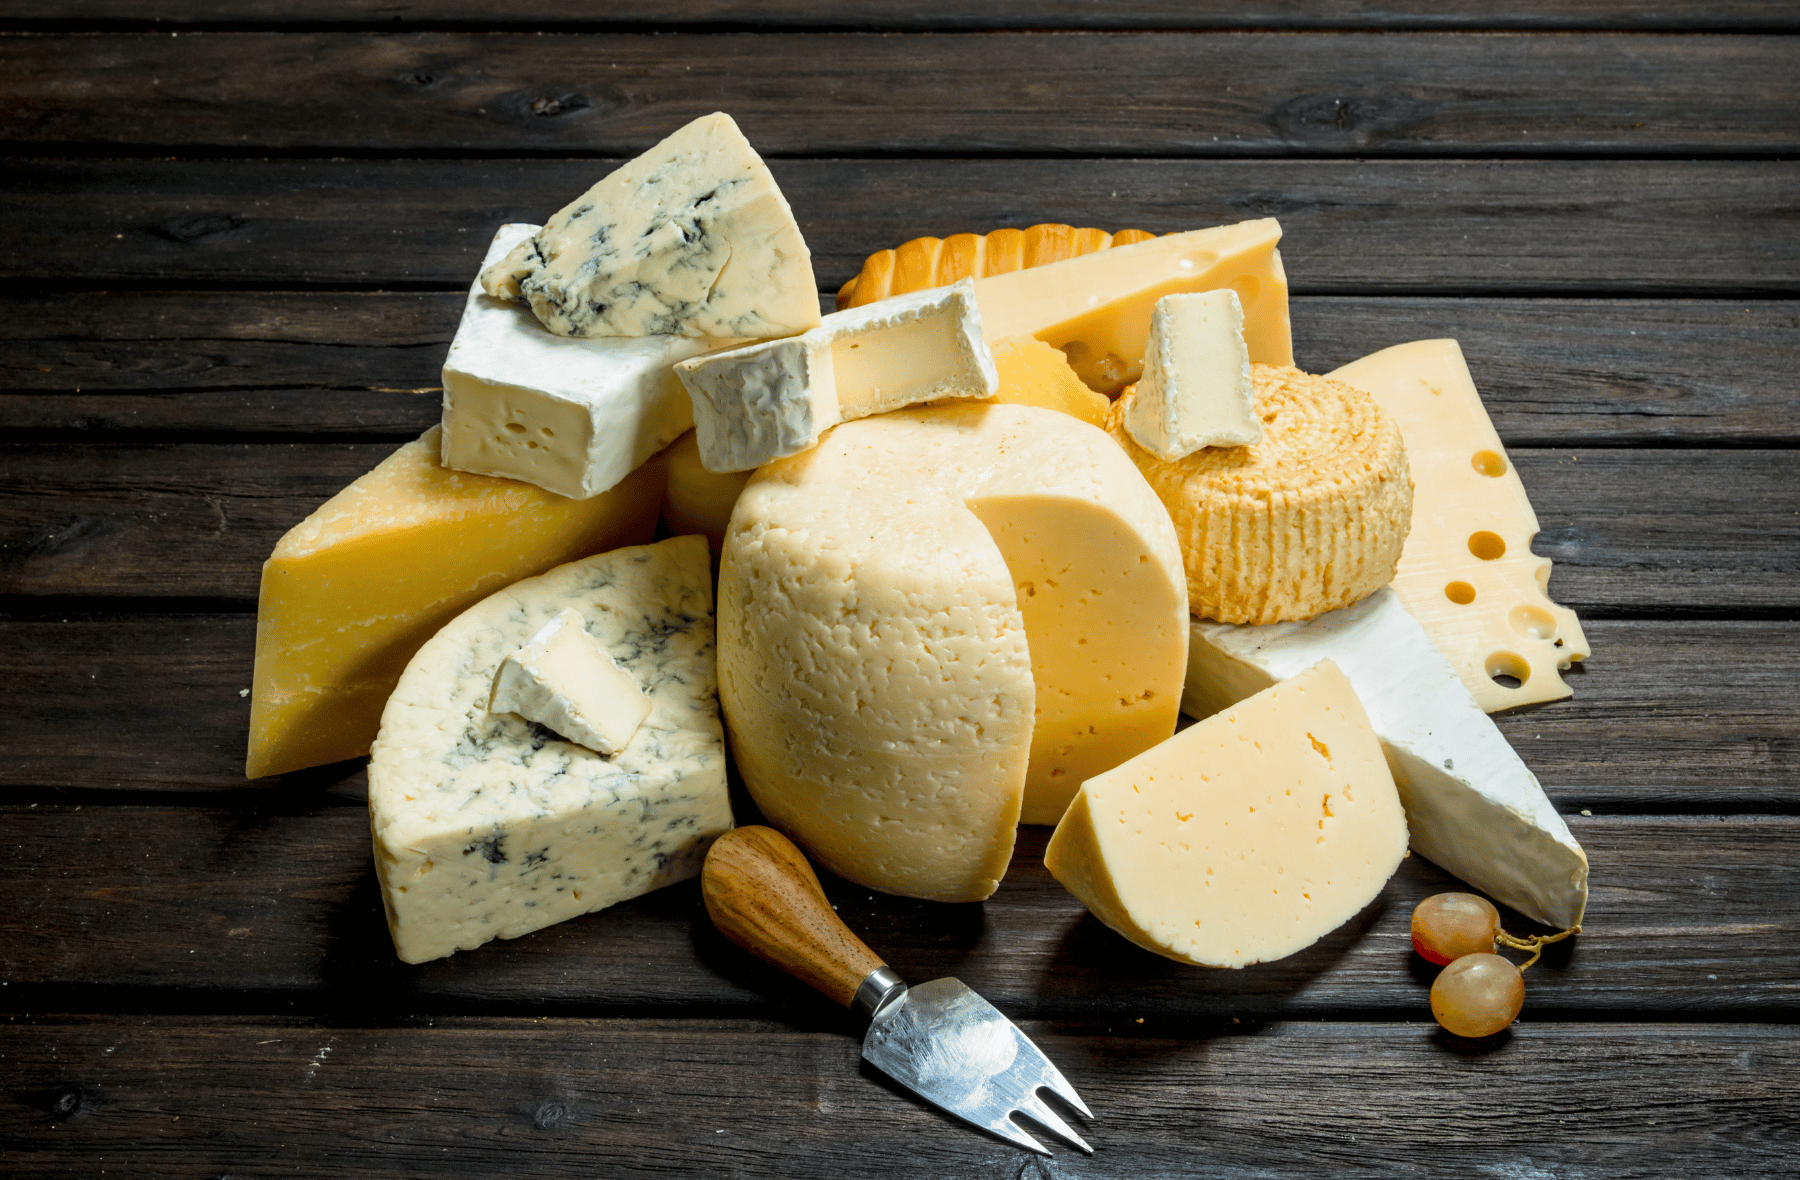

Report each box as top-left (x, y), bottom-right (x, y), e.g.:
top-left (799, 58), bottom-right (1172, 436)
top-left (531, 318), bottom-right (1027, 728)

top-left (718, 403), bottom-right (1189, 901)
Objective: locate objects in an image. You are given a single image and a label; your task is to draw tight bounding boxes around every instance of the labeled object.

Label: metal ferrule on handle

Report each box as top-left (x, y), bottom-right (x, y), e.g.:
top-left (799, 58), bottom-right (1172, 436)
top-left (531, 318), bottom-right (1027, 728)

top-left (852, 965), bottom-right (907, 1023)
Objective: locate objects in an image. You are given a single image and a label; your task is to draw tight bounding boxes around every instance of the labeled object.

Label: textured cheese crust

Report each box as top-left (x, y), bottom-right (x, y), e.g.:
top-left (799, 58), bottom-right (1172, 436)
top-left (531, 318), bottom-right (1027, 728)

top-left (1111, 364), bottom-right (1414, 624)
top-left (719, 403), bottom-right (1188, 900)
top-left (368, 536), bottom-right (731, 964)
top-left (836, 222), bottom-right (1158, 310)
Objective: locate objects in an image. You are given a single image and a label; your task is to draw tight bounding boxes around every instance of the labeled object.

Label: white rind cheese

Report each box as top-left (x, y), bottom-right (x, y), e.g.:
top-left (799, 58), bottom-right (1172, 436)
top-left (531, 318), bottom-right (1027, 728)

top-left (488, 608), bottom-right (652, 757)
top-left (1123, 290), bottom-right (1259, 460)
top-left (369, 535), bottom-right (732, 964)
top-left (1183, 586), bottom-right (1588, 929)
top-left (677, 333), bottom-right (836, 474)
top-left (480, 112), bottom-right (821, 339)
top-left (441, 223), bottom-right (738, 499)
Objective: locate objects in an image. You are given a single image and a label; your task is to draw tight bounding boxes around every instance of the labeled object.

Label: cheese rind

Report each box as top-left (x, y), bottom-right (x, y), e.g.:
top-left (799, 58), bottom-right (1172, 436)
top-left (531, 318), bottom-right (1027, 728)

top-left (678, 333), bottom-right (836, 474)
top-left (369, 536), bottom-right (731, 964)
top-left (441, 223), bottom-right (737, 499)
top-left (246, 427), bottom-right (663, 779)
top-left (1046, 660), bottom-right (1409, 968)
top-left (1328, 340), bottom-right (1589, 711)
top-left (1183, 587), bottom-right (1588, 928)
top-left (481, 112), bottom-right (821, 339)
top-left (1124, 290), bottom-right (1260, 459)
top-left (489, 608), bottom-right (652, 757)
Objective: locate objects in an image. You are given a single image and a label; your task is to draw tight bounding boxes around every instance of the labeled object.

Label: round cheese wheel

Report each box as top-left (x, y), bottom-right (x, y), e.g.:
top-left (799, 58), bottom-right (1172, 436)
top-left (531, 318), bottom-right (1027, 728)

top-left (718, 403), bottom-right (1188, 901)
top-left (1110, 363), bottom-right (1413, 625)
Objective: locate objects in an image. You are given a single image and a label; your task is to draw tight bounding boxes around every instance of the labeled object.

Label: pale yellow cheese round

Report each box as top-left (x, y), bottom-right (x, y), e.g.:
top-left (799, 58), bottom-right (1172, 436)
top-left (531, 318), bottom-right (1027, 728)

top-left (1110, 364), bottom-right (1413, 624)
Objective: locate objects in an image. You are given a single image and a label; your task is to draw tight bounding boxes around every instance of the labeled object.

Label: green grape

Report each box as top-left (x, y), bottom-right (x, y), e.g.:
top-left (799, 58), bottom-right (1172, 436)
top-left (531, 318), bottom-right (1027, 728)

top-left (1430, 952), bottom-right (1525, 1038)
top-left (1411, 892), bottom-right (1500, 965)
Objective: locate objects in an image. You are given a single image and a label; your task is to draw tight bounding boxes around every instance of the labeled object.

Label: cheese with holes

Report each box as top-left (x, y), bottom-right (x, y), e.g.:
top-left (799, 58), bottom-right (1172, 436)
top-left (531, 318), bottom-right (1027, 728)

top-left (1329, 340), bottom-right (1589, 711)
top-left (369, 536), bottom-right (731, 964)
top-left (719, 403), bottom-right (1188, 900)
top-left (660, 429), bottom-right (752, 563)
top-left (1184, 587), bottom-right (1588, 928)
top-left (246, 427), bottom-right (663, 780)
top-left (481, 111), bottom-right (820, 339)
top-left (676, 279), bottom-right (997, 472)
top-left (1124, 290), bottom-right (1259, 459)
top-left (1046, 660), bottom-right (1408, 968)
top-left (489, 609), bottom-right (652, 757)
top-left (986, 334), bottom-right (1110, 427)
top-left (441, 223), bottom-right (739, 499)
top-left (973, 218), bottom-right (1292, 394)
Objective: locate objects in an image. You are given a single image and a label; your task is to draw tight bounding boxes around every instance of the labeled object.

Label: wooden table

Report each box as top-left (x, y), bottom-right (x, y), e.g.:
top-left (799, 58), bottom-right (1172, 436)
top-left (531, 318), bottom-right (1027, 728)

top-left (4, 5), bottom-right (1797, 1175)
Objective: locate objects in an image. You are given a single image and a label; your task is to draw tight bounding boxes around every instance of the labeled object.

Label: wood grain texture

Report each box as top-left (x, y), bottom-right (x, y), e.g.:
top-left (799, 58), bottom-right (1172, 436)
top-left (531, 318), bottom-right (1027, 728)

top-left (4, 1017), bottom-right (1796, 1179)
top-left (6, 294), bottom-right (1795, 446)
top-left (6, 32), bottom-right (1795, 156)
top-left (5, 158), bottom-right (1796, 294)
top-left (1, 811), bottom-right (1794, 1018)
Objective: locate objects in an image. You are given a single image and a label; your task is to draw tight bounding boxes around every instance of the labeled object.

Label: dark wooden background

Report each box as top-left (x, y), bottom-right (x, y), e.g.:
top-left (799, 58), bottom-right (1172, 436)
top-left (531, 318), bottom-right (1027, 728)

top-left (3, 4), bottom-right (1798, 1176)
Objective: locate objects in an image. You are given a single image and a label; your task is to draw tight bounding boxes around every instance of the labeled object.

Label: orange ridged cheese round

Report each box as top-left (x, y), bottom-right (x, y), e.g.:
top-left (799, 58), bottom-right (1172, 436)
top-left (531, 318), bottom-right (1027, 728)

top-left (837, 223), bottom-right (1157, 310)
top-left (1109, 364), bottom-right (1414, 624)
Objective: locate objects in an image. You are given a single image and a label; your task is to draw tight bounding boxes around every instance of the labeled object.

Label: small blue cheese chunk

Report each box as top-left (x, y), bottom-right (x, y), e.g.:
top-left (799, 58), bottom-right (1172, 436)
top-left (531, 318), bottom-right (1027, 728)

top-left (1123, 290), bottom-right (1259, 460)
top-left (489, 608), bottom-right (652, 757)
top-left (369, 535), bottom-right (731, 964)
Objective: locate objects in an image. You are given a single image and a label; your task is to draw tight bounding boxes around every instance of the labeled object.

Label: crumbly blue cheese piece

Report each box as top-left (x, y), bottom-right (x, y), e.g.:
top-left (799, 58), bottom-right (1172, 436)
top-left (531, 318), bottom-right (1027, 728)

top-left (1183, 586), bottom-right (1588, 928)
top-left (676, 279), bottom-right (998, 473)
top-left (442, 223), bottom-right (741, 499)
top-left (369, 535), bottom-right (731, 964)
top-left (1123, 290), bottom-right (1259, 460)
top-left (480, 111), bottom-right (821, 339)
top-left (489, 608), bottom-right (652, 757)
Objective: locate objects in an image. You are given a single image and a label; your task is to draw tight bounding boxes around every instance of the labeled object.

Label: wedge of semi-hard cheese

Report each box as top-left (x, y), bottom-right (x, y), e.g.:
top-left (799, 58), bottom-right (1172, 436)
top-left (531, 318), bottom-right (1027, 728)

top-left (481, 111), bottom-right (821, 339)
top-left (1182, 587), bottom-right (1588, 929)
top-left (676, 278), bottom-right (998, 472)
top-left (1046, 660), bottom-right (1409, 968)
top-left (1123, 290), bottom-right (1259, 460)
top-left (369, 535), bottom-right (730, 964)
top-left (246, 427), bottom-right (662, 780)
top-left (1329, 340), bottom-right (1589, 711)
top-left (441, 223), bottom-right (740, 499)
top-left (659, 429), bottom-right (753, 563)
top-left (973, 219), bottom-right (1292, 395)
top-left (489, 608), bottom-right (652, 757)
top-left (720, 403), bottom-right (1189, 900)
top-left (986, 334), bottom-right (1110, 427)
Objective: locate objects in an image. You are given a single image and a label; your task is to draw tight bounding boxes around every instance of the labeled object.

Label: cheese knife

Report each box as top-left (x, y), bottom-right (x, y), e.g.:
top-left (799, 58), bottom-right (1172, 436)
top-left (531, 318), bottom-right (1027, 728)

top-left (701, 825), bottom-right (1094, 1156)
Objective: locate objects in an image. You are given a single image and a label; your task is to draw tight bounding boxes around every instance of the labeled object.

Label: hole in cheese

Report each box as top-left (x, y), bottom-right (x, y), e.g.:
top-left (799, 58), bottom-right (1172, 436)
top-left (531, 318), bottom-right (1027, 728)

top-left (1445, 581), bottom-right (1477, 605)
top-left (1511, 605), bottom-right (1558, 640)
top-left (1485, 650), bottom-right (1531, 689)
top-left (1469, 531), bottom-right (1507, 561)
top-left (1471, 449), bottom-right (1507, 477)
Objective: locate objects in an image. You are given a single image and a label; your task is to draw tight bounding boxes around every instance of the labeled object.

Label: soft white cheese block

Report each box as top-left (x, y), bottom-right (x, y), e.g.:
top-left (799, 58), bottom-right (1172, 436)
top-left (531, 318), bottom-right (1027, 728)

top-left (1123, 290), bottom-right (1260, 460)
top-left (441, 223), bottom-right (739, 499)
top-left (676, 279), bottom-right (999, 473)
top-left (369, 535), bottom-right (731, 964)
top-left (480, 111), bottom-right (821, 339)
top-left (489, 608), bottom-right (652, 757)
top-left (1182, 586), bottom-right (1588, 928)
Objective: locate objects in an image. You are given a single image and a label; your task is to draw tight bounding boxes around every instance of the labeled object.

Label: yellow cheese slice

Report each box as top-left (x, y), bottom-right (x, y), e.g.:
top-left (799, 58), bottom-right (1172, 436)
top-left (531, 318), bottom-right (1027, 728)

top-left (246, 426), bottom-right (663, 779)
top-left (1329, 340), bottom-right (1589, 711)
top-left (1045, 659), bottom-right (1409, 968)
top-left (973, 219), bottom-right (1293, 394)
top-left (986, 334), bottom-right (1111, 427)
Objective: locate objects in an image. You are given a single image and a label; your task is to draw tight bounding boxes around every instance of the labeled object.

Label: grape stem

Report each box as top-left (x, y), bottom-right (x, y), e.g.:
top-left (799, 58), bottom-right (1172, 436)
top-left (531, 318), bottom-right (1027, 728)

top-left (1496, 925), bottom-right (1581, 971)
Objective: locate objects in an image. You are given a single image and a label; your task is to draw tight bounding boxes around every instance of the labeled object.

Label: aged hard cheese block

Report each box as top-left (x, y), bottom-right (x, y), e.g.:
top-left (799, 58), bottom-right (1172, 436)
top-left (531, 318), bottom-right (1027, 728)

top-left (1329, 340), bottom-right (1590, 711)
top-left (720, 404), bottom-right (1188, 900)
top-left (1123, 290), bottom-right (1259, 460)
top-left (369, 536), bottom-right (730, 964)
top-left (1047, 660), bottom-right (1408, 968)
top-left (481, 111), bottom-right (820, 339)
top-left (441, 223), bottom-right (739, 499)
top-left (659, 429), bottom-right (752, 562)
top-left (1183, 587), bottom-right (1588, 928)
top-left (246, 427), bottom-right (662, 780)
top-left (676, 279), bottom-right (997, 472)
top-left (986, 335), bottom-right (1110, 427)
top-left (489, 608), bottom-right (652, 757)
top-left (973, 219), bottom-right (1292, 394)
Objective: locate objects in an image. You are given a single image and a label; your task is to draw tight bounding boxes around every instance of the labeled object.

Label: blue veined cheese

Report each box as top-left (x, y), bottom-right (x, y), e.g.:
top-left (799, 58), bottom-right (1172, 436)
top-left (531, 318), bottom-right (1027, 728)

top-left (1183, 586), bottom-right (1588, 929)
top-left (480, 112), bottom-right (821, 339)
top-left (441, 223), bottom-right (742, 499)
top-left (368, 535), bottom-right (731, 963)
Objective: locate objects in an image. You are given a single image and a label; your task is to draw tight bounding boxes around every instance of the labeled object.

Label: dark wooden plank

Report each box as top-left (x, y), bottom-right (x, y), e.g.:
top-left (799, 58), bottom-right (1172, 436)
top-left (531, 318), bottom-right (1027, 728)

top-left (0, 616), bottom-right (1789, 798)
top-left (6, 32), bottom-right (1794, 156)
top-left (7, 293), bottom-right (1796, 447)
top-left (3, 1017), bottom-right (1795, 1179)
top-left (0, 809), bottom-right (1792, 1018)
top-left (1, 444), bottom-right (1791, 607)
top-left (4, 158), bottom-right (1796, 295)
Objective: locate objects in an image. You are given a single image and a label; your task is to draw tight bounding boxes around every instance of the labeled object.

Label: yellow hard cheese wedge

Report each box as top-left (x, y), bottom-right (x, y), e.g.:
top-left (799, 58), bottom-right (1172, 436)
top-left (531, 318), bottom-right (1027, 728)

top-left (247, 426), bottom-right (663, 779)
top-left (987, 335), bottom-right (1111, 427)
top-left (660, 429), bottom-right (753, 563)
top-left (1046, 660), bottom-right (1408, 968)
top-left (1329, 340), bottom-right (1590, 711)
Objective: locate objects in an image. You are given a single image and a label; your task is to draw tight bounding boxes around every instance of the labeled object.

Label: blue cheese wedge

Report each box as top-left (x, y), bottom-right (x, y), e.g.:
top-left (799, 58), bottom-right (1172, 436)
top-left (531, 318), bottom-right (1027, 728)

top-left (1183, 586), bottom-right (1588, 929)
top-left (369, 535), bottom-right (731, 964)
top-left (480, 111), bottom-right (821, 339)
top-left (489, 608), bottom-right (652, 757)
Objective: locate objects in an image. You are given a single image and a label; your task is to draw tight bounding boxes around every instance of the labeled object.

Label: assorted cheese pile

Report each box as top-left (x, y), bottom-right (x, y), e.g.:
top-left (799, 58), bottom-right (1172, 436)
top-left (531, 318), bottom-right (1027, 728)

top-left (245, 111), bottom-right (1590, 975)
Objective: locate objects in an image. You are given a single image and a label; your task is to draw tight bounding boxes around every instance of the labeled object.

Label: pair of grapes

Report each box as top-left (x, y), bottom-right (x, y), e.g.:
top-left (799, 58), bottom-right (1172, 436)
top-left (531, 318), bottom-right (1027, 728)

top-left (1411, 892), bottom-right (1578, 1038)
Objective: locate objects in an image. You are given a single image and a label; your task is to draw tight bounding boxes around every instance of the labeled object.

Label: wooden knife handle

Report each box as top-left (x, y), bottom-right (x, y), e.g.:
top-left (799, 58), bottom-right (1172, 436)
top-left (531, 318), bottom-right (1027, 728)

top-left (702, 825), bottom-right (886, 1009)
